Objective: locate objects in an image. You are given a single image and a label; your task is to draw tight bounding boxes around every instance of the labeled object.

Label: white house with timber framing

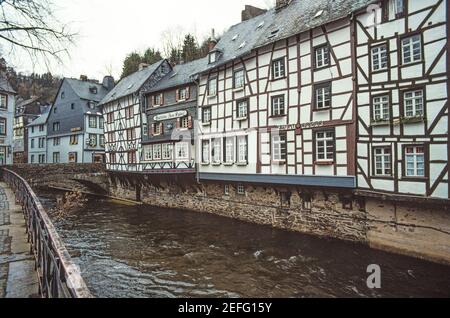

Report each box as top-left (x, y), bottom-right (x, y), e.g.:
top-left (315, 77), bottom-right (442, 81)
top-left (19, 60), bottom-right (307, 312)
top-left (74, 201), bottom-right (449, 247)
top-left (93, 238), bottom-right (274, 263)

top-left (354, 0), bottom-right (449, 199)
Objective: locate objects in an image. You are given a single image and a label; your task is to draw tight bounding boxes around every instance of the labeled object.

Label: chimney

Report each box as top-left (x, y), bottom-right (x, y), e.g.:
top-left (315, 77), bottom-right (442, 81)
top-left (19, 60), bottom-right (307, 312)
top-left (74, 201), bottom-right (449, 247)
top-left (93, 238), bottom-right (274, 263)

top-left (241, 5), bottom-right (267, 22)
top-left (80, 75), bottom-right (88, 81)
top-left (102, 76), bottom-right (115, 91)
top-left (139, 63), bottom-right (150, 71)
top-left (208, 29), bottom-right (218, 51)
top-left (275, 0), bottom-right (291, 10)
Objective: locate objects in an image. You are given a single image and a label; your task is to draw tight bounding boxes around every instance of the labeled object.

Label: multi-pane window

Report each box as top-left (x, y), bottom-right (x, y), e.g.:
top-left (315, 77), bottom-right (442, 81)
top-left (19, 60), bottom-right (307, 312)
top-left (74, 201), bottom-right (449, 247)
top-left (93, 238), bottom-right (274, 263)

top-left (402, 35), bottom-right (422, 64)
top-left (0, 118), bottom-right (6, 135)
top-left (89, 134), bottom-right (97, 147)
top-left (315, 84), bottom-right (331, 109)
top-left (373, 95), bottom-right (390, 121)
top-left (53, 152), bottom-right (60, 163)
top-left (53, 122), bottom-right (60, 132)
top-left (180, 116), bottom-right (189, 129)
top-left (39, 154), bottom-right (45, 163)
top-left (39, 138), bottom-right (45, 148)
top-left (154, 123), bottom-right (162, 136)
top-left (69, 152), bottom-right (78, 163)
top-left (237, 99), bottom-right (248, 119)
top-left (99, 135), bottom-right (105, 147)
top-left (53, 137), bottom-right (60, 146)
top-left (175, 142), bottom-right (189, 160)
top-left (237, 184), bottom-right (246, 195)
top-left (153, 94), bottom-right (163, 106)
top-left (315, 45), bottom-right (330, 68)
top-left (143, 146), bottom-right (152, 161)
top-left (126, 128), bottom-right (136, 140)
top-left (272, 133), bottom-right (287, 161)
top-left (177, 88), bottom-right (188, 101)
top-left (202, 107), bottom-right (211, 124)
top-left (371, 44), bottom-right (388, 71)
top-left (125, 106), bottom-right (134, 119)
top-left (234, 69), bottom-right (245, 89)
top-left (212, 139), bottom-right (221, 164)
top-left (272, 58), bottom-right (286, 79)
top-left (208, 77), bottom-right (217, 96)
top-left (153, 144), bottom-right (162, 160)
top-left (99, 117), bottom-right (104, 129)
top-left (224, 137), bottom-right (235, 163)
top-left (315, 131), bottom-right (335, 162)
top-left (107, 132), bottom-right (115, 143)
top-left (109, 153), bottom-right (116, 164)
top-left (70, 135), bottom-right (78, 145)
top-left (404, 90), bottom-right (424, 118)
top-left (89, 115), bottom-right (97, 128)
top-left (202, 140), bottom-right (210, 163)
top-left (107, 112), bottom-right (114, 124)
top-left (271, 95), bottom-right (285, 116)
top-left (374, 147), bottom-right (392, 176)
top-left (128, 151), bottom-right (137, 164)
top-left (162, 143), bottom-right (173, 160)
top-left (394, 0), bottom-right (405, 17)
top-left (237, 136), bottom-right (248, 164)
top-left (39, 125), bottom-right (44, 132)
top-left (0, 94), bottom-right (7, 109)
top-left (405, 146), bottom-right (425, 177)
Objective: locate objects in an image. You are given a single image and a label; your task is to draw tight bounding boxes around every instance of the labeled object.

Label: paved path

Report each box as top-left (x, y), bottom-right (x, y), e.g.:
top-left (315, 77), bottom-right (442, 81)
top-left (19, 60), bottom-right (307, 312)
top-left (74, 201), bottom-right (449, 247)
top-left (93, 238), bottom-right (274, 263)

top-left (0, 182), bottom-right (39, 298)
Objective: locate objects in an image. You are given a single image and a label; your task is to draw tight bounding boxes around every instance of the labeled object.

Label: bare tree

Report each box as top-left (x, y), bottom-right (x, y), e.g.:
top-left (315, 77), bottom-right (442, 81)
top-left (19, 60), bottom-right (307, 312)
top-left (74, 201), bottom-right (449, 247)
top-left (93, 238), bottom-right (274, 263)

top-left (160, 26), bottom-right (184, 60)
top-left (0, 0), bottom-right (75, 69)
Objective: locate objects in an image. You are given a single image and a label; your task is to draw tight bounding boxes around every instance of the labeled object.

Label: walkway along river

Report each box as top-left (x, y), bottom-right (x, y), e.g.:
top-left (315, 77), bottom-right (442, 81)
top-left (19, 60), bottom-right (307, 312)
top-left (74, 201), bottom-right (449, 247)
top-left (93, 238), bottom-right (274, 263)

top-left (40, 192), bottom-right (450, 298)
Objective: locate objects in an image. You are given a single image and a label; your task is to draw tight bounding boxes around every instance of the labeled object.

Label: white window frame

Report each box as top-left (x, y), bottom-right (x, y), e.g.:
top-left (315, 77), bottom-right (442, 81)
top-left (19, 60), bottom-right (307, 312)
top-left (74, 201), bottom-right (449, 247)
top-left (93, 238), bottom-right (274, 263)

top-left (234, 69), bottom-right (245, 89)
top-left (272, 96), bottom-right (285, 116)
top-left (373, 95), bottom-right (390, 121)
top-left (272, 133), bottom-right (286, 162)
top-left (153, 144), bottom-right (162, 160)
top-left (175, 142), bottom-right (189, 160)
top-left (202, 107), bottom-right (211, 124)
top-left (374, 147), bottom-right (392, 176)
top-left (237, 100), bottom-right (248, 119)
top-left (202, 140), bottom-right (210, 164)
top-left (162, 143), bottom-right (173, 160)
top-left (0, 94), bottom-right (6, 109)
top-left (404, 90), bottom-right (424, 118)
top-left (315, 84), bottom-right (331, 110)
top-left (154, 123), bottom-right (162, 136)
top-left (405, 146), bottom-right (425, 177)
top-left (225, 137), bottom-right (235, 163)
top-left (237, 136), bottom-right (247, 164)
top-left (178, 88), bottom-right (187, 101)
top-left (315, 131), bottom-right (335, 162)
top-left (315, 45), bottom-right (330, 68)
top-left (208, 77), bottom-right (217, 96)
top-left (402, 34), bottom-right (422, 64)
top-left (180, 116), bottom-right (189, 129)
top-left (272, 58), bottom-right (285, 80)
top-left (237, 184), bottom-right (246, 195)
top-left (212, 139), bottom-right (221, 164)
top-left (371, 44), bottom-right (388, 71)
top-left (144, 145), bottom-right (153, 161)
top-left (89, 115), bottom-right (97, 128)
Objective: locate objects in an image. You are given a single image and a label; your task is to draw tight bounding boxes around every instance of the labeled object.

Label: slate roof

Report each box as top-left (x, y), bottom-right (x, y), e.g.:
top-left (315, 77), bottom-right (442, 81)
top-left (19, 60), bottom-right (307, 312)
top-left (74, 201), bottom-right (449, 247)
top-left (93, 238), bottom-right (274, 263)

top-left (195, 0), bottom-right (375, 75)
top-left (0, 74), bottom-right (16, 94)
top-left (146, 58), bottom-right (206, 93)
top-left (28, 106), bottom-right (51, 127)
top-left (65, 78), bottom-right (110, 102)
top-left (100, 60), bottom-right (166, 105)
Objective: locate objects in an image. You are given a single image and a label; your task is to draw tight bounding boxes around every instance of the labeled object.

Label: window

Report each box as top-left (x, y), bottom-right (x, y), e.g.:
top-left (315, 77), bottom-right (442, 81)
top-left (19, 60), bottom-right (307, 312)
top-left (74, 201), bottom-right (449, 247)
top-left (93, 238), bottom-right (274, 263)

top-left (0, 118), bottom-right (6, 135)
top-left (208, 77), bottom-right (217, 96)
top-left (272, 132), bottom-right (287, 162)
top-left (224, 137), bottom-right (235, 163)
top-left (53, 152), bottom-right (60, 163)
top-left (405, 146), bottom-right (425, 177)
top-left (125, 106), bottom-right (134, 119)
top-left (315, 83), bottom-right (332, 109)
top-left (272, 58), bottom-right (285, 79)
top-left (54, 107), bottom-right (57, 114)
top-left (0, 94), bottom-right (7, 109)
top-left (153, 94), bottom-right (163, 106)
top-left (126, 128), bottom-right (135, 141)
top-left (39, 154), bottom-right (45, 164)
top-left (31, 127), bottom-right (35, 134)
top-left (237, 136), bottom-right (248, 164)
top-left (202, 140), bottom-right (210, 163)
top-left (39, 125), bottom-right (44, 132)
top-left (109, 152), bottom-right (116, 164)
top-left (69, 152), bottom-right (78, 163)
top-left (162, 143), bottom-right (173, 160)
top-left (224, 185), bottom-right (230, 195)
top-left (53, 122), bottom-right (60, 132)
top-left (315, 131), bottom-right (335, 162)
top-left (71, 103), bottom-right (75, 110)
top-left (180, 116), bottom-right (190, 129)
top-left (234, 69), bottom-right (245, 89)
top-left (107, 132), bottom-right (115, 143)
top-left (30, 155), bottom-right (35, 164)
top-left (53, 137), bottom-right (60, 146)
top-left (271, 95), bottom-right (285, 116)
top-left (107, 112), bottom-right (114, 124)
top-left (128, 151), bottom-right (137, 164)
top-left (69, 134), bottom-right (78, 146)
top-left (89, 115), bottom-right (97, 128)
top-left (373, 95), bottom-right (390, 121)
top-left (31, 139), bottom-right (35, 149)
top-left (237, 184), bottom-right (246, 195)
top-left (394, 0), bottom-right (405, 17)
top-left (153, 144), bottom-right (162, 160)
top-left (280, 192), bottom-right (291, 208)
top-left (372, 44), bottom-right (388, 71)
top-left (315, 45), bottom-right (330, 69)
top-left (202, 107), bottom-right (211, 124)
top-left (87, 101), bottom-right (96, 109)
top-left (99, 135), bottom-right (105, 147)
top-left (374, 147), bottom-right (392, 176)
top-left (89, 134), bottom-right (97, 147)
top-left (39, 138), bottom-right (45, 148)
top-left (61, 92), bottom-right (65, 99)
top-left (144, 146), bottom-right (152, 161)
top-left (209, 51), bottom-right (218, 64)
top-left (212, 139), bottom-right (221, 164)
top-left (402, 35), bottom-right (422, 64)
top-left (237, 99), bottom-right (248, 119)
top-left (153, 123), bottom-right (163, 136)
top-left (99, 117), bottom-right (104, 129)
top-left (404, 90), bottom-right (424, 118)
top-left (175, 142), bottom-right (189, 160)
top-left (177, 87), bottom-right (188, 101)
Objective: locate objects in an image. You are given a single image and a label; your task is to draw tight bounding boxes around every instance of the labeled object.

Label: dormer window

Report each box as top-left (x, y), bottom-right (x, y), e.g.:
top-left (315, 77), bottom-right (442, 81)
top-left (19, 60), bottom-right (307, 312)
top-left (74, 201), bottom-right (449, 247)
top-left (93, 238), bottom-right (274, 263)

top-left (208, 50), bottom-right (220, 64)
top-left (153, 94), bottom-right (163, 107)
top-left (89, 86), bottom-right (98, 94)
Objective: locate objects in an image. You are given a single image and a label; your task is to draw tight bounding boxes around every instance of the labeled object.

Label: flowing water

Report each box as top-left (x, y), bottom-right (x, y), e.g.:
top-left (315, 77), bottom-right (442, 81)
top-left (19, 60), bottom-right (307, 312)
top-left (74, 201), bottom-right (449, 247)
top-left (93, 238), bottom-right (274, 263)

top-left (41, 194), bottom-right (450, 298)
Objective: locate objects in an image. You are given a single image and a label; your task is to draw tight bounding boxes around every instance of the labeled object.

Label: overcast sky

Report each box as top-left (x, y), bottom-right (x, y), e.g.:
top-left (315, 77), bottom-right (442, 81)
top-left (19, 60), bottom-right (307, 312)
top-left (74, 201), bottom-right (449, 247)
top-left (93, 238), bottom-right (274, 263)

top-left (9, 0), bottom-right (274, 81)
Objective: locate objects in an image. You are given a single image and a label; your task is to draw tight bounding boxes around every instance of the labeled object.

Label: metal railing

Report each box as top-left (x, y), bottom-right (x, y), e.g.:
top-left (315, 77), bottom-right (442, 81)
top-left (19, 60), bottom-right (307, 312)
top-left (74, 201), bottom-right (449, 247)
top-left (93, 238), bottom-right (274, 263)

top-left (1, 168), bottom-right (92, 298)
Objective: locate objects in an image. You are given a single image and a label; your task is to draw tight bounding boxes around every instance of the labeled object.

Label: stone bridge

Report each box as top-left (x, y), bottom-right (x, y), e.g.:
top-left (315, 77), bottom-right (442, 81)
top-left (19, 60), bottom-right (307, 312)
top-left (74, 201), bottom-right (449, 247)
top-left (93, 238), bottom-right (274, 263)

top-left (4, 164), bottom-right (110, 196)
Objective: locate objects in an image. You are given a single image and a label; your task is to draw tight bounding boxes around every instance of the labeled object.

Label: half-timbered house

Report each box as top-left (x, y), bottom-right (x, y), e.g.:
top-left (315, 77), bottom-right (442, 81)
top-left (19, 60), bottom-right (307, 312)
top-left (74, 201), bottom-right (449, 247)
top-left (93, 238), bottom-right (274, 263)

top-left (354, 0), bottom-right (449, 199)
top-left (100, 60), bottom-right (171, 172)
top-left (141, 59), bottom-right (204, 174)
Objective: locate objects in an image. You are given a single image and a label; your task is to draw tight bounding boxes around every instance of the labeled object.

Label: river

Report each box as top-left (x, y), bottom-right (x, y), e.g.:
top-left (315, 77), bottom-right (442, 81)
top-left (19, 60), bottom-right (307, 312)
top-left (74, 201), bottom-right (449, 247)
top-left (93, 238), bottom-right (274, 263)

top-left (40, 193), bottom-right (450, 298)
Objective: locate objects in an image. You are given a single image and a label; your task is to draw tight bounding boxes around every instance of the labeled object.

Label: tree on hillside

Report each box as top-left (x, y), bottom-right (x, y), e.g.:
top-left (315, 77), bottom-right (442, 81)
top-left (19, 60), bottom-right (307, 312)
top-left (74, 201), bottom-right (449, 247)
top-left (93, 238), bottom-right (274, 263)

top-left (142, 48), bottom-right (162, 65)
top-left (0, 0), bottom-right (75, 67)
top-left (120, 48), bottom-right (163, 78)
top-left (182, 34), bottom-right (199, 63)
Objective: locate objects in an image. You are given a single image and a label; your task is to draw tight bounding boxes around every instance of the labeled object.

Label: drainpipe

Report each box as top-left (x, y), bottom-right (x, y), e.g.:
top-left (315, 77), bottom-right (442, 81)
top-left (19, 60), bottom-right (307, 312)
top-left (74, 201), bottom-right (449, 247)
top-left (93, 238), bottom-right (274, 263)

top-left (192, 76), bottom-right (200, 184)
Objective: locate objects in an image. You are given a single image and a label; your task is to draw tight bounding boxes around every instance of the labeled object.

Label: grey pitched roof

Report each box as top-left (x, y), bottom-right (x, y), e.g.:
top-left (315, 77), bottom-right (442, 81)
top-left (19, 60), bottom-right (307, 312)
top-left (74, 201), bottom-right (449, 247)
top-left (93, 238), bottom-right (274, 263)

top-left (100, 60), bottom-right (166, 105)
top-left (195, 0), bottom-right (375, 75)
top-left (28, 106), bottom-right (50, 127)
top-left (147, 58), bottom-right (206, 93)
top-left (65, 78), bottom-right (110, 102)
top-left (0, 74), bottom-right (16, 94)
top-left (16, 96), bottom-right (40, 109)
